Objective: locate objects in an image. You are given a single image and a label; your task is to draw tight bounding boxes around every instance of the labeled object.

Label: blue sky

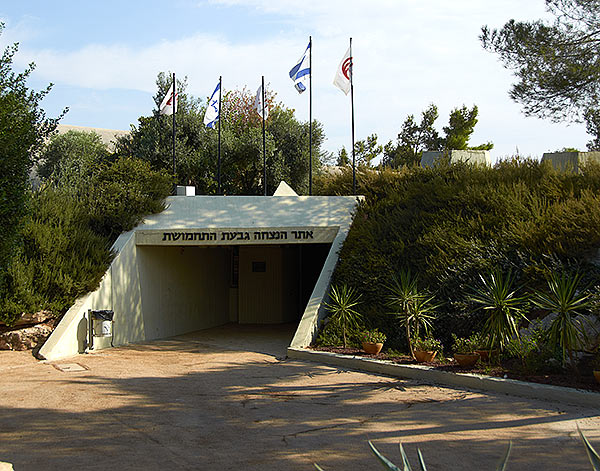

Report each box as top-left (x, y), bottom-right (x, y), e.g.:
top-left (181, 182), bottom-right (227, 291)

top-left (0, 1), bottom-right (591, 161)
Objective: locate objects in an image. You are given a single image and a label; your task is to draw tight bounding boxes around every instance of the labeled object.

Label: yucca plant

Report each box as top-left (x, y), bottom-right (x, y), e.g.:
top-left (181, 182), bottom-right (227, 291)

top-left (469, 268), bottom-right (528, 353)
top-left (386, 270), bottom-right (439, 359)
top-left (324, 284), bottom-right (363, 348)
top-left (531, 271), bottom-right (593, 370)
top-left (314, 428), bottom-right (600, 470)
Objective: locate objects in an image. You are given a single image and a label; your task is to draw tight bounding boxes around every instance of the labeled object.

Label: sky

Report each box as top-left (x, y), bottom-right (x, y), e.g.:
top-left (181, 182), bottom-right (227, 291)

top-left (0, 0), bottom-right (592, 162)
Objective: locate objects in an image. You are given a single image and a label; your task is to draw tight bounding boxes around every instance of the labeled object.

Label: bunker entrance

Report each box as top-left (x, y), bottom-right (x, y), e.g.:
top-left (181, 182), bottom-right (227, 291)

top-left (232, 243), bottom-right (331, 324)
top-left (136, 243), bottom-right (331, 336)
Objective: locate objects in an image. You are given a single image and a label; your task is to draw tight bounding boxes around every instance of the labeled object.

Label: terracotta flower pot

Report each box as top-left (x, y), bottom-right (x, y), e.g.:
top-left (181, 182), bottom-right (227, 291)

top-left (594, 371), bottom-right (600, 384)
top-left (362, 342), bottom-right (383, 355)
top-left (475, 350), bottom-right (498, 362)
top-left (453, 353), bottom-right (480, 367)
top-left (414, 350), bottom-right (437, 363)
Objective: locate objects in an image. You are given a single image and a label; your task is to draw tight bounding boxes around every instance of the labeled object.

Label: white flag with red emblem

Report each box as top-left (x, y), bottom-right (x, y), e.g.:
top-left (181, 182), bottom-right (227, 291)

top-left (159, 82), bottom-right (178, 115)
top-left (333, 46), bottom-right (352, 95)
top-left (255, 83), bottom-right (268, 120)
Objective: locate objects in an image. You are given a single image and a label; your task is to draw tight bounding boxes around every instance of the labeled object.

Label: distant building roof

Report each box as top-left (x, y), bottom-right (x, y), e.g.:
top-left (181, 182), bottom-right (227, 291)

top-left (56, 124), bottom-right (130, 151)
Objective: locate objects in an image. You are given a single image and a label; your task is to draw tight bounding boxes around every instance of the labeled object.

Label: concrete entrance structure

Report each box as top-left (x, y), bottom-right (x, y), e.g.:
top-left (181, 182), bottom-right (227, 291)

top-left (39, 191), bottom-right (360, 361)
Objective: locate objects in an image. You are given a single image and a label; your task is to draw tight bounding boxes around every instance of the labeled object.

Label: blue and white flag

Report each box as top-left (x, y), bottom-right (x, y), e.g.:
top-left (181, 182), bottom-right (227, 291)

top-left (289, 41), bottom-right (310, 93)
top-left (203, 81), bottom-right (221, 128)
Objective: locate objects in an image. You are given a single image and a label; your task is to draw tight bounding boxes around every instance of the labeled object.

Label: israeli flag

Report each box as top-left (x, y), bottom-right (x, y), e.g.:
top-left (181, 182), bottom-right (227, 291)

top-left (203, 81), bottom-right (220, 128)
top-left (289, 41), bottom-right (310, 93)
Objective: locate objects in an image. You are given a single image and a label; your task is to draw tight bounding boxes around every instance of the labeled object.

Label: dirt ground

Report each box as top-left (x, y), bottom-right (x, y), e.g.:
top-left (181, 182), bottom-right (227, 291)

top-left (1, 323), bottom-right (599, 470)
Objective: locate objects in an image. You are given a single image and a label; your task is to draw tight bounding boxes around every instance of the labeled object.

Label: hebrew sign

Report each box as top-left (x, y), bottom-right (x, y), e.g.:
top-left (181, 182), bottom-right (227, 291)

top-left (135, 226), bottom-right (339, 246)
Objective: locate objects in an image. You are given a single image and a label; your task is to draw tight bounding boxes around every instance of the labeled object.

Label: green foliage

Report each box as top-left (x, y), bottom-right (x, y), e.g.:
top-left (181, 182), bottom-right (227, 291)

top-left (504, 324), bottom-right (562, 374)
top-left (117, 74), bottom-right (322, 195)
top-left (386, 270), bottom-right (439, 358)
top-left (37, 130), bottom-right (110, 182)
top-left (584, 108), bottom-right (600, 151)
top-left (532, 271), bottom-right (594, 368)
top-left (467, 331), bottom-right (492, 351)
top-left (0, 154), bottom-right (172, 325)
top-left (443, 105), bottom-right (479, 151)
top-left (382, 103), bottom-right (441, 168)
top-left (481, 0), bottom-right (600, 121)
top-left (452, 333), bottom-right (478, 354)
top-left (382, 104), bottom-right (492, 168)
top-left (82, 156), bottom-right (172, 240)
top-left (316, 432), bottom-right (600, 470)
top-left (324, 284), bottom-right (363, 348)
top-left (0, 188), bottom-right (113, 323)
top-left (469, 268), bottom-right (528, 351)
top-left (317, 159), bottom-right (600, 349)
top-left (361, 329), bottom-right (387, 344)
top-left (0, 23), bottom-right (64, 283)
top-left (413, 336), bottom-right (443, 353)
top-left (354, 134), bottom-right (383, 168)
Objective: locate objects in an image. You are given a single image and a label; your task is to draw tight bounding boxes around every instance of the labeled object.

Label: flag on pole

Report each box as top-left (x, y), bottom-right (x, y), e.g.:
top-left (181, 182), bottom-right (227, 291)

top-left (203, 81), bottom-right (221, 128)
top-left (289, 41), bottom-right (311, 93)
top-left (159, 82), bottom-right (178, 115)
top-left (333, 46), bottom-right (352, 95)
top-left (255, 83), bottom-right (268, 120)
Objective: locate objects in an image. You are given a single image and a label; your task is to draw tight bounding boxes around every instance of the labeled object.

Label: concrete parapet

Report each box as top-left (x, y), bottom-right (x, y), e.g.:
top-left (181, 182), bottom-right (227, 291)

top-left (541, 151), bottom-right (600, 173)
top-left (421, 150), bottom-right (491, 167)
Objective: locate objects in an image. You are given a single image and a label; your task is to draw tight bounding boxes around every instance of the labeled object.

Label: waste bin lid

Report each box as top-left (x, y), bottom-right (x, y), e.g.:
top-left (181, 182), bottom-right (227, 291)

top-left (91, 310), bottom-right (114, 321)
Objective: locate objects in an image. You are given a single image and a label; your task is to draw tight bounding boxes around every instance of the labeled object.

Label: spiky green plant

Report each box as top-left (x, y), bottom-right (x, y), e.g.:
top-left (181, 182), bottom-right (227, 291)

top-left (387, 270), bottom-right (439, 359)
top-left (324, 284), bottom-right (363, 348)
top-left (532, 271), bottom-right (593, 369)
top-left (469, 268), bottom-right (528, 352)
top-left (314, 429), bottom-right (599, 470)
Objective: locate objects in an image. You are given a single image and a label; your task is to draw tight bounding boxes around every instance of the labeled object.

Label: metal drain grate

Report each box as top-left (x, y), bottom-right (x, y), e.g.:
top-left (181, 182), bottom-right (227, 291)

top-left (52, 363), bottom-right (88, 372)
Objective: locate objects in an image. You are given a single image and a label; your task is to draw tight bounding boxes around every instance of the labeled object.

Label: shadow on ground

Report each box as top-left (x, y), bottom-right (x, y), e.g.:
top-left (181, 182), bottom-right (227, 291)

top-left (0, 324), bottom-right (598, 470)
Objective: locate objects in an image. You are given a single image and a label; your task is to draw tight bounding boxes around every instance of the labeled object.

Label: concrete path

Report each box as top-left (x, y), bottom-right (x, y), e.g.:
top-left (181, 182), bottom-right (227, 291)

top-left (1, 324), bottom-right (599, 470)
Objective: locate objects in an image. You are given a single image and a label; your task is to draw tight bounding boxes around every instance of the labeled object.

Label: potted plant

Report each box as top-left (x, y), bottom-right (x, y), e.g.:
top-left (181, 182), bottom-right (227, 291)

top-left (412, 336), bottom-right (443, 362)
top-left (452, 333), bottom-right (480, 367)
top-left (361, 329), bottom-right (387, 355)
top-left (469, 331), bottom-right (495, 362)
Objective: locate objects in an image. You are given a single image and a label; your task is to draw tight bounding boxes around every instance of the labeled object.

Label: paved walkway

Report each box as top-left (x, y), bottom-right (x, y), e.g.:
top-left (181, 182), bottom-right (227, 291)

top-left (1, 324), bottom-right (599, 470)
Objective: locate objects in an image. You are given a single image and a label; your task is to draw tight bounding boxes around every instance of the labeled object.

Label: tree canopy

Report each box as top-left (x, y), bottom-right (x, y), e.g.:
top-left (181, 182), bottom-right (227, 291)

top-left (481, 0), bottom-right (600, 122)
top-left (382, 104), bottom-right (492, 168)
top-left (116, 73), bottom-right (324, 195)
top-left (0, 24), bottom-right (64, 281)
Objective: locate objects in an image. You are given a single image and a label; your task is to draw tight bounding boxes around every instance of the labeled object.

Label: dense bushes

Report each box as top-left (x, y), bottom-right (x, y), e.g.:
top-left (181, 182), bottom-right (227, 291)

top-left (314, 159), bottom-right (600, 350)
top-left (0, 135), bottom-right (173, 326)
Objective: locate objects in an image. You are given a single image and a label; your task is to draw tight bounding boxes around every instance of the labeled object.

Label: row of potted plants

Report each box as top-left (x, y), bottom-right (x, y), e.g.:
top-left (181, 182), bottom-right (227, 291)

top-left (324, 267), bottom-right (600, 382)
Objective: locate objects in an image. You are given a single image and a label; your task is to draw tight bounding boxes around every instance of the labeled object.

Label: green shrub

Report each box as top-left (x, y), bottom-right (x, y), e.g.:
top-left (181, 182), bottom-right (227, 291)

top-left (318, 159), bottom-right (600, 349)
top-left (413, 336), bottom-right (443, 353)
top-left (361, 329), bottom-right (387, 344)
top-left (0, 157), bottom-right (172, 325)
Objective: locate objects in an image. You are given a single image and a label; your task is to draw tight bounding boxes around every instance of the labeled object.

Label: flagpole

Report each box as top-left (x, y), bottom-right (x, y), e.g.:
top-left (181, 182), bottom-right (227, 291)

top-left (262, 75), bottom-right (267, 196)
top-left (309, 35), bottom-right (312, 196)
top-left (172, 72), bottom-right (176, 179)
top-left (350, 38), bottom-right (356, 195)
top-left (218, 75), bottom-right (222, 195)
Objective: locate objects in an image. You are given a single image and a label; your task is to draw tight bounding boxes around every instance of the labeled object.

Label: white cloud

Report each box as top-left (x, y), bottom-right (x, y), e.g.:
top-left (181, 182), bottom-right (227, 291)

top-left (3, 0), bottom-right (590, 159)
